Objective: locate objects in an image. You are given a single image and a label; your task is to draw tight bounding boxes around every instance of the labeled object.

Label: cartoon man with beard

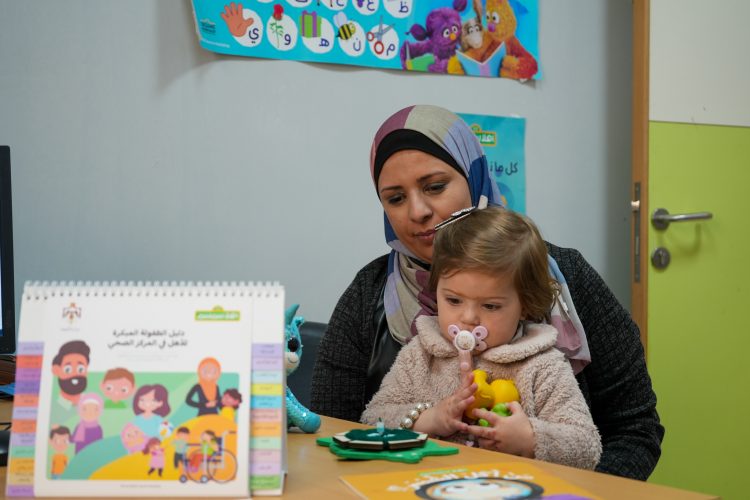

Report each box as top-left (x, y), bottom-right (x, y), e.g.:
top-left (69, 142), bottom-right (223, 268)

top-left (51, 340), bottom-right (91, 416)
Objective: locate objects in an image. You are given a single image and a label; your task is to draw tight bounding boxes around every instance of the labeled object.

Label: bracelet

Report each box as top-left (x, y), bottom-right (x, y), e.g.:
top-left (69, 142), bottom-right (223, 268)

top-left (399, 402), bottom-right (433, 429)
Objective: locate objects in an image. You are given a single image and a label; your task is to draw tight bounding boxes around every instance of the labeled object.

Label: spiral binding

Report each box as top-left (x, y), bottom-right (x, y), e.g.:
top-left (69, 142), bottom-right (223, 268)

top-left (22, 280), bottom-right (283, 300)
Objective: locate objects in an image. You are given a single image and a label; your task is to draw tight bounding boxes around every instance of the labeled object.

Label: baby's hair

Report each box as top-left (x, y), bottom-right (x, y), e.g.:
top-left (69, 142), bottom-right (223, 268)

top-left (102, 367), bottom-right (135, 384)
top-left (223, 388), bottom-right (242, 406)
top-left (430, 206), bottom-right (557, 322)
top-left (49, 426), bottom-right (71, 439)
top-left (176, 426), bottom-right (190, 434)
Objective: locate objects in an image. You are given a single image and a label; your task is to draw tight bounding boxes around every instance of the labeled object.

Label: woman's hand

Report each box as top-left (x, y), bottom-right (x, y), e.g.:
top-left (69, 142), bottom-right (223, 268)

top-left (467, 402), bottom-right (536, 458)
top-left (413, 371), bottom-right (476, 437)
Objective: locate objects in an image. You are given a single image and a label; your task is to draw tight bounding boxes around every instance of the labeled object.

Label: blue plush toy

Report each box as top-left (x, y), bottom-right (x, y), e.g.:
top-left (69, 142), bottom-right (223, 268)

top-left (284, 304), bottom-right (321, 433)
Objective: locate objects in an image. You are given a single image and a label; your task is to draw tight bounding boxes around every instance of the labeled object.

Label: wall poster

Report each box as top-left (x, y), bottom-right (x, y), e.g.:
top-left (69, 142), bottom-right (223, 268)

top-left (458, 112), bottom-right (526, 213)
top-left (191, 0), bottom-right (539, 80)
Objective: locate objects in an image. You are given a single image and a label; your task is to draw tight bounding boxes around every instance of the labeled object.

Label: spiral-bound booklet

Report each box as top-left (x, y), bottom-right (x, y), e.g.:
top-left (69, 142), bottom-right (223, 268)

top-left (5, 281), bottom-right (286, 497)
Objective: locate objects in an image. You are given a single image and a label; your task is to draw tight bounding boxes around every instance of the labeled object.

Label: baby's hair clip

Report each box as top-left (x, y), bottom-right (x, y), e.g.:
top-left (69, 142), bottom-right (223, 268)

top-left (434, 196), bottom-right (490, 232)
top-left (434, 206), bottom-right (477, 231)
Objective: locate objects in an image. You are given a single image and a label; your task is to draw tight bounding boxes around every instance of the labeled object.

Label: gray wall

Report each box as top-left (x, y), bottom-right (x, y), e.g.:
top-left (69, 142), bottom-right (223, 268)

top-left (0, 0), bottom-right (633, 324)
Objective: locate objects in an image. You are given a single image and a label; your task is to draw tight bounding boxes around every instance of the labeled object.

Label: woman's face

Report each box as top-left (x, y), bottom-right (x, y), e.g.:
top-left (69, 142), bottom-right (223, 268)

top-left (378, 150), bottom-right (471, 263)
top-left (138, 389), bottom-right (163, 414)
top-left (80, 401), bottom-right (102, 422)
top-left (200, 362), bottom-right (220, 381)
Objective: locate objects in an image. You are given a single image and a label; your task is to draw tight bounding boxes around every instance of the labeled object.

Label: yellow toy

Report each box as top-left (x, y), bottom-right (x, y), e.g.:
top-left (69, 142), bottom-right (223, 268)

top-left (464, 369), bottom-right (519, 426)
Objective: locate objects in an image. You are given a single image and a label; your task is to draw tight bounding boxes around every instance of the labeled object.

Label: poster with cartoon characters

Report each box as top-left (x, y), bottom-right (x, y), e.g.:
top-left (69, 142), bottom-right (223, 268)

top-left (6, 282), bottom-right (285, 497)
top-left (458, 112), bottom-right (526, 213)
top-left (191, 0), bottom-right (539, 79)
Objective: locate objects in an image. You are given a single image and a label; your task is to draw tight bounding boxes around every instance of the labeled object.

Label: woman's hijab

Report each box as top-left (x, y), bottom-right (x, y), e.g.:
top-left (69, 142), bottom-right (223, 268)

top-left (370, 104), bottom-right (590, 373)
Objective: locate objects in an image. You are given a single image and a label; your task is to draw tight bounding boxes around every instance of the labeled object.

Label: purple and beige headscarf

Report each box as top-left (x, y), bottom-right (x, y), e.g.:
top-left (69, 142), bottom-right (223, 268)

top-left (370, 105), bottom-right (590, 374)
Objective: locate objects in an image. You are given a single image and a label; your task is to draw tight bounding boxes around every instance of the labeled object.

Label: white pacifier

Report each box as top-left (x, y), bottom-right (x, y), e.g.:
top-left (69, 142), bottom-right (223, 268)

top-left (448, 325), bottom-right (488, 373)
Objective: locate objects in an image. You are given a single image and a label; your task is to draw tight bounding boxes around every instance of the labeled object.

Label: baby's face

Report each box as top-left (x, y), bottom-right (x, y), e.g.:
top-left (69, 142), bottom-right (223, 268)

top-left (437, 269), bottom-right (523, 351)
top-left (123, 426), bottom-right (145, 445)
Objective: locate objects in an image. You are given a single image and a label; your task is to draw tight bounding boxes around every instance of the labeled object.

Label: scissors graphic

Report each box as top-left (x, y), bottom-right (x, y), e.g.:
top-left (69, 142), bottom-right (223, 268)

top-left (366, 16), bottom-right (394, 55)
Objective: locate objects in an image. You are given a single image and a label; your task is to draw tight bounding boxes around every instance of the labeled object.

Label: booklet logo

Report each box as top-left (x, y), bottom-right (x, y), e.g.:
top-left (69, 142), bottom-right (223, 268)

top-left (470, 124), bottom-right (497, 147)
top-left (195, 305), bottom-right (240, 321)
top-left (62, 303), bottom-right (82, 324)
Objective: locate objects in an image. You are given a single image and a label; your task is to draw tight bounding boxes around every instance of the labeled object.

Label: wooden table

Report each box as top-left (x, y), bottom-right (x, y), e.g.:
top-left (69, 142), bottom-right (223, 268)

top-left (1, 401), bottom-right (717, 499)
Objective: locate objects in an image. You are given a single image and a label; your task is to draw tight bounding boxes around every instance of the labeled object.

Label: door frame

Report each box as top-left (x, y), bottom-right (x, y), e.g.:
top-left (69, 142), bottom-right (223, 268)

top-left (631, 0), bottom-right (649, 350)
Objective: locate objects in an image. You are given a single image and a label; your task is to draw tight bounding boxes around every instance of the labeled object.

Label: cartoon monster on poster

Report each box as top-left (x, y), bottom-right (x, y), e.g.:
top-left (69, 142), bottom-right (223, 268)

top-left (399, 0), bottom-right (467, 74)
top-left (401, 0), bottom-right (538, 79)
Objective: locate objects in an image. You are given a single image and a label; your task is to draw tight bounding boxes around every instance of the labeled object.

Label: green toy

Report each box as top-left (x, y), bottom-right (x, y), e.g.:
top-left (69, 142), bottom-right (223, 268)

top-left (332, 428), bottom-right (428, 450)
top-left (478, 402), bottom-right (512, 427)
top-left (316, 436), bottom-right (459, 464)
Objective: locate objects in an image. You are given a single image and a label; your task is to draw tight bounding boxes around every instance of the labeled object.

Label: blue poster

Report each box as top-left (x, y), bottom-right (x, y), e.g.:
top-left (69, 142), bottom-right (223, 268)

top-left (458, 113), bottom-right (526, 213)
top-left (191, 0), bottom-right (539, 79)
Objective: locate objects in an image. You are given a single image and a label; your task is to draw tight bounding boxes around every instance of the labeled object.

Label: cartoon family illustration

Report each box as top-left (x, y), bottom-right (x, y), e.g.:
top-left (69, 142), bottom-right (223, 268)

top-left (47, 341), bottom-right (241, 483)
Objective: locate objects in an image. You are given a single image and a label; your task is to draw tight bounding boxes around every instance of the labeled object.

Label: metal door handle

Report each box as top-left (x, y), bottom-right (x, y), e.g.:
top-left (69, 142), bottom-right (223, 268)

top-left (651, 207), bottom-right (713, 230)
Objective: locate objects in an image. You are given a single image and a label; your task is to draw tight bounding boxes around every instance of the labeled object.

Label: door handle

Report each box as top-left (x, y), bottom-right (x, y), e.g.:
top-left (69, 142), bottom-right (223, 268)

top-left (651, 208), bottom-right (713, 230)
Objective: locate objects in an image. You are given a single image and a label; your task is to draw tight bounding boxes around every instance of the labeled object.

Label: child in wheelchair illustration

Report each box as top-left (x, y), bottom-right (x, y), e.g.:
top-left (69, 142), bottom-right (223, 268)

top-left (179, 429), bottom-right (237, 483)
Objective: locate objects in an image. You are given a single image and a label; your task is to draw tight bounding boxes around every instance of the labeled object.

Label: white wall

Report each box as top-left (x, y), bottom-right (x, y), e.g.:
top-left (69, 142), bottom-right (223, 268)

top-left (650, 0), bottom-right (750, 127)
top-left (0, 0), bottom-right (634, 323)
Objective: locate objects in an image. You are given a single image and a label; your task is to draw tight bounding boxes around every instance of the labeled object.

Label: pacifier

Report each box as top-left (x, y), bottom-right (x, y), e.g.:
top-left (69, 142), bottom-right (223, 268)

top-left (448, 325), bottom-right (488, 373)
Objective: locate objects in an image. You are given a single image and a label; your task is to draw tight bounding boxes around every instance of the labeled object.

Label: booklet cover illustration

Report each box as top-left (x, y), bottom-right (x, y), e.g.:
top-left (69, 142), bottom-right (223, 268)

top-left (340, 461), bottom-right (600, 499)
top-left (5, 283), bottom-right (284, 497)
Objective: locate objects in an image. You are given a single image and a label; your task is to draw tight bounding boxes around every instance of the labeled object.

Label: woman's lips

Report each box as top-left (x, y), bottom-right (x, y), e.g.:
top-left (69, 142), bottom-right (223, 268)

top-left (415, 229), bottom-right (435, 242)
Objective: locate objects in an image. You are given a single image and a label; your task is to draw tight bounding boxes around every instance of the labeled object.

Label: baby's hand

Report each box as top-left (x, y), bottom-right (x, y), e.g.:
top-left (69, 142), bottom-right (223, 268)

top-left (414, 371), bottom-right (476, 437)
top-left (466, 402), bottom-right (535, 458)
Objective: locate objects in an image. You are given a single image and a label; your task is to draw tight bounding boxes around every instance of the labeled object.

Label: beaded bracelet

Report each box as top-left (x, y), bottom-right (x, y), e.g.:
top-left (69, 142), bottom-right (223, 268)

top-left (399, 402), bottom-right (433, 429)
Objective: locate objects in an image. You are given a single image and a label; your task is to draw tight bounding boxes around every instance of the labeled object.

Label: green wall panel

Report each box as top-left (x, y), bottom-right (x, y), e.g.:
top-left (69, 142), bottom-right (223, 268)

top-left (648, 121), bottom-right (750, 500)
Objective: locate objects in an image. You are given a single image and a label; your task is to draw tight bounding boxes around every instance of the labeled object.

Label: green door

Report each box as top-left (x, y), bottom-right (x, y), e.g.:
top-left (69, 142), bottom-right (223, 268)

top-left (647, 121), bottom-right (750, 499)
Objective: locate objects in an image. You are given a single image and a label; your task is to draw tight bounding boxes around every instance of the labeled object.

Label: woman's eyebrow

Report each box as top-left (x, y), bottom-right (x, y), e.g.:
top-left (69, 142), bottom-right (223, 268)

top-left (378, 184), bottom-right (401, 194)
top-left (379, 171), bottom-right (449, 195)
top-left (417, 172), bottom-right (448, 183)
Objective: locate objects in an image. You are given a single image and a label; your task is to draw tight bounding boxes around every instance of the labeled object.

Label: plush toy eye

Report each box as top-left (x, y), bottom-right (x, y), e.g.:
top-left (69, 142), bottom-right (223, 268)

top-left (442, 28), bottom-right (451, 38)
top-left (492, 12), bottom-right (500, 24)
top-left (287, 337), bottom-right (300, 353)
top-left (451, 25), bottom-right (458, 34)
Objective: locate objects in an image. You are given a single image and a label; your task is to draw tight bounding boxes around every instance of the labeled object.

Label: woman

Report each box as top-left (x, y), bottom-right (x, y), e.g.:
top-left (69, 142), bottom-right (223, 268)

top-left (185, 357), bottom-right (222, 416)
top-left (71, 393), bottom-right (103, 454)
top-left (310, 104), bottom-right (664, 480)
top-left (132, 383), bottom-right (171, 438)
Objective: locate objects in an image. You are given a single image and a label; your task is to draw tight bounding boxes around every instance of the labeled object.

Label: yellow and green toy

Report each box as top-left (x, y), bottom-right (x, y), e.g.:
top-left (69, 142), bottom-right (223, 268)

top-left (465, 369), bottom-right (520, 427)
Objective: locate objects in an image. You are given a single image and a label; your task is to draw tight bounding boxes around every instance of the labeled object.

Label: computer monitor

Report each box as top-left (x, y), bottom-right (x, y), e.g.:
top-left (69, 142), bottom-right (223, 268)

top-left (0, 146), bottom-right (16, 356)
